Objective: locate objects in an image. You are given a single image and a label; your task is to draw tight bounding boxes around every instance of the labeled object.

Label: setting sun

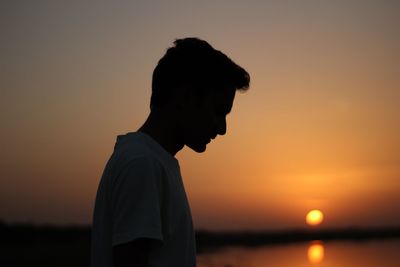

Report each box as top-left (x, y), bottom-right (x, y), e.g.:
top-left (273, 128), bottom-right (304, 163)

top-left (306, 210), bottom-right (324, 226)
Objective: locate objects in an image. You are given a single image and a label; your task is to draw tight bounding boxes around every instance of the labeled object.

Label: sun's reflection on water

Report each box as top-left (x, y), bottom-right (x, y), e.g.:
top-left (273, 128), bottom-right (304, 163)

top-left (197, 239), bottom-right (400, 267)
top-left (307, 241), bottom-right (325, 264)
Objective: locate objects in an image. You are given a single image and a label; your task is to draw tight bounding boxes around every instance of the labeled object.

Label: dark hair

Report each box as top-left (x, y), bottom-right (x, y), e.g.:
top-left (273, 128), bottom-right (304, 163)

top-left (150, 37), bottom-right (250, 109)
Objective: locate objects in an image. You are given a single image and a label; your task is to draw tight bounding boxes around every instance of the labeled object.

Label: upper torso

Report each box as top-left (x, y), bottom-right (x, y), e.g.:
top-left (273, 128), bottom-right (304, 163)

top-left (91, 131), bottom-right (196, 267)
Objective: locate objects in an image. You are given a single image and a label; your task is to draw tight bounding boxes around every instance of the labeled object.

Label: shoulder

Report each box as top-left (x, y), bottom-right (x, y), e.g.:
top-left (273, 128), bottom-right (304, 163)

top-left (113, 136), bottom-right (165, 173)
top-left (114, 155), bottom-right (165, 185)
top-left (124, 155), bottom-right (164, 178)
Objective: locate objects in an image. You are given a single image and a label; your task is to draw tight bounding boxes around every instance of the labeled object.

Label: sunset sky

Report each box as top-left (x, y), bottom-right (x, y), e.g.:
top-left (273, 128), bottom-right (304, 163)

top-left (1, 1), bottom-right (399, 230)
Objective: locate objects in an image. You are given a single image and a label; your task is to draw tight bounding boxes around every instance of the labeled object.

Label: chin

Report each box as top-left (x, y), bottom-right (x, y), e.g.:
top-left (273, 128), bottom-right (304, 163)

top-left (187, 143), bottom-right (207, 153)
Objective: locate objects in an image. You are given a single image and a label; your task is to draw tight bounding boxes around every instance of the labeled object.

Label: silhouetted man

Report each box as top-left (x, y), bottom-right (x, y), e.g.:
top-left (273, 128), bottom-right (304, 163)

top-left (91, 38), bottom-right (250, 267)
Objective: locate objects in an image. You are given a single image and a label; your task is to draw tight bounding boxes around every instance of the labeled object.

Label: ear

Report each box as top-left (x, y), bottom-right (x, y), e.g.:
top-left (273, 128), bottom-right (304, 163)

top-left (173, 84), bottom-right (196, 110)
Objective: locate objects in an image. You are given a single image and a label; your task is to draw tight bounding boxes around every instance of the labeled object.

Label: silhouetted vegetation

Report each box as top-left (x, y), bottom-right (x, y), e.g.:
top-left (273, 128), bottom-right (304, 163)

top-left (1, 220), bottom-right (400, 265)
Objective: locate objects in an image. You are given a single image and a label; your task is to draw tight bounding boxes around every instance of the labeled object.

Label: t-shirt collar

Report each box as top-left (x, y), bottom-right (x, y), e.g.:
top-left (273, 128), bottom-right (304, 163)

top-left (133, 131), bottom-right (180, 167)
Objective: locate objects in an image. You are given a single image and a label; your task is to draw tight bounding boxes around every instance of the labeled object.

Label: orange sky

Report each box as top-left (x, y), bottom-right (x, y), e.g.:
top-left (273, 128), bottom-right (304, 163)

top-left (1, 1), bottom-right (399, 230)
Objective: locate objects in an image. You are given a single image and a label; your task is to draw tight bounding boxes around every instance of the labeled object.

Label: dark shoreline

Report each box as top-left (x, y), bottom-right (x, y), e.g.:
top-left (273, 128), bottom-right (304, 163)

top-left (2, 221), bottom-right (400, 248)
top-left (195, 227), bottom-right (400, 252)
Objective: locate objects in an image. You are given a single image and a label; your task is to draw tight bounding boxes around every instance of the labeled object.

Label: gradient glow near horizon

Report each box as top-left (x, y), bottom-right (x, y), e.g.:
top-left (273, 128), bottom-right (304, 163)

top-left (1, 1), bottom-right (399, 230)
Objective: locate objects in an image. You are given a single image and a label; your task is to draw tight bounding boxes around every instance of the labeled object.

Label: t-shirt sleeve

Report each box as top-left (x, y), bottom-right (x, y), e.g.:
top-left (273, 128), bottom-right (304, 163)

top-left (110, 156), bottom-right (164, 246)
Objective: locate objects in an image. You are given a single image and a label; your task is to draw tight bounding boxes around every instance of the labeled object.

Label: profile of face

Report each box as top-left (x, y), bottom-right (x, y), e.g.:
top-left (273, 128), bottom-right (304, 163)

top-left (179, 87), bottom-right (236, 153)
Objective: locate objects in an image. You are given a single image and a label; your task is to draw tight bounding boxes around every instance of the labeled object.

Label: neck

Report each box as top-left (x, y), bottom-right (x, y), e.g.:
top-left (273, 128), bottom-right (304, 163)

top-left (138, 109), bottom-right (184, 156)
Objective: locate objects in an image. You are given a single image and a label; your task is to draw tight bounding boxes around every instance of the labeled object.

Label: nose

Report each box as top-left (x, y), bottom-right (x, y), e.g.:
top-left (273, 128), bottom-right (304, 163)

top-left (216, 116), bottom-right (227, 136)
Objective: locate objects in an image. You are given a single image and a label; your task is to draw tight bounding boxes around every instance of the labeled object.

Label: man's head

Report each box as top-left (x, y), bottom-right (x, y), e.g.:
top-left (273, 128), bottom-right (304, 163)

top-left (151, 38), bottom-right (250, 152)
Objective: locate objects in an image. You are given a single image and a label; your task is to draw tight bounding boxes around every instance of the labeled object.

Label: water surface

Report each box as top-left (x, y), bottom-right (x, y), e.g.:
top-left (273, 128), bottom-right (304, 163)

top-left (197, 239), bottom-right (400, 267)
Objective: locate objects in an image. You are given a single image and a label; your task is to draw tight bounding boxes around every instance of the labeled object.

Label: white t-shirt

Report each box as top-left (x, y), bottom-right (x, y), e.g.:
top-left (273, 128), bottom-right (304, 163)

top-left (91, 132), bottom-right (196, 267)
